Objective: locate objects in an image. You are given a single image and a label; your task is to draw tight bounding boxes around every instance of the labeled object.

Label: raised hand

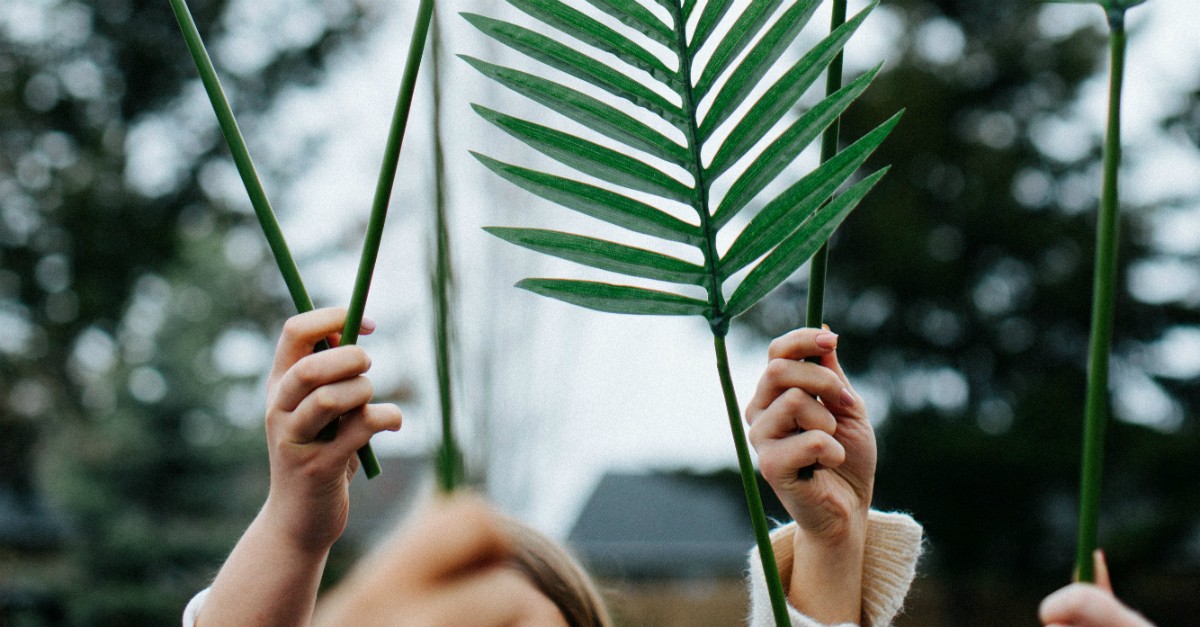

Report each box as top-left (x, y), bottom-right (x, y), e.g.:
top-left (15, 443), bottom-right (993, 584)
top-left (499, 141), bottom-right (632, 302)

top-left (746, 327), bottom-right (875, 624)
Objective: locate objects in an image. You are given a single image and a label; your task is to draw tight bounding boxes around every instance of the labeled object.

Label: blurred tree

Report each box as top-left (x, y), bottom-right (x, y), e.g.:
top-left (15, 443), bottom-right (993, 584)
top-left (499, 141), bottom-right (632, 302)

top-left (743, 2), bottom-right (1200, 624)
top-left (0, 0), bottom-right (383, 623)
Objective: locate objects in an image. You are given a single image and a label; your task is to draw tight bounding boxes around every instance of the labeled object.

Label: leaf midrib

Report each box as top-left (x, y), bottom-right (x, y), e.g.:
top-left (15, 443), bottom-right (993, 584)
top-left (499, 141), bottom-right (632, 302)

top-left (669, 0), bottom-right (726, 333)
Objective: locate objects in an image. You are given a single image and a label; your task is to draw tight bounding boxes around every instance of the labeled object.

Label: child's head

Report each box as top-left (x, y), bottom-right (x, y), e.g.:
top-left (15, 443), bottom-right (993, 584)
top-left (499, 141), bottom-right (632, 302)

top-left (499, 515), bottom-right (612, 627)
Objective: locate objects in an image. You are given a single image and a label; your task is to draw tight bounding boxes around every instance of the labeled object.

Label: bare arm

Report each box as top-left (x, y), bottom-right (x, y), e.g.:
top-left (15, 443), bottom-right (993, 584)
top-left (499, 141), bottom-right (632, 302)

top-left (195, 308), bottom-right (402, 627)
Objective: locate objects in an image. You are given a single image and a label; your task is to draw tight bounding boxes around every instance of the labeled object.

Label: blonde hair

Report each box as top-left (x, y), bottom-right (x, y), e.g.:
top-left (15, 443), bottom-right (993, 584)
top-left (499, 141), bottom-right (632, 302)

top-left (499, 516), bottom-right (612, 627)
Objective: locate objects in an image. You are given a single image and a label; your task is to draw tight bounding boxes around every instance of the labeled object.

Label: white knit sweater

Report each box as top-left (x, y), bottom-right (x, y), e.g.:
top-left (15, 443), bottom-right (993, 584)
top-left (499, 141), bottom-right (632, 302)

top-left (747, 511), bottom-right (924, 627)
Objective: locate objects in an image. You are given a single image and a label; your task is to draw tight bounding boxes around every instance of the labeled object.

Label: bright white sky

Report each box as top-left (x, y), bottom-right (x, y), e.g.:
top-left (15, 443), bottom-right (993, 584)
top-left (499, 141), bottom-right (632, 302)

top-left (134, 0), bottom-right (1200, 536)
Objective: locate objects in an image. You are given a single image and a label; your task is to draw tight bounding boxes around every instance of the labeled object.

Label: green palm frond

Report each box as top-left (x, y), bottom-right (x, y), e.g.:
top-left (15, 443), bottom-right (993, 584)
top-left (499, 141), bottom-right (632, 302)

top-left (465, 3), bottom-right (900, 623)
top-left (465, 0), bottom-right (897, 336)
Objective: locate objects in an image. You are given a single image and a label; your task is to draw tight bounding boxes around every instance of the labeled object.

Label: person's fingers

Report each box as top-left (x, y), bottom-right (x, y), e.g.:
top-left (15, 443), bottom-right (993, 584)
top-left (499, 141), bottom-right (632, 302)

top-left (272, 345), bottom-right (372, 413)
top-left (757, 431), bottom-right (847, 484)
top-left (749, 388), bottom-right (836, 447)
top-left (271, 308), bottom-right (352, 378)
top-left (1093, 549), bottom-right (1113, 594)
top-left (1039, 583), bottom-right (1153, 627)
top-left (766, 327), bottom-right (839, 361)
top-left (280, 376), bottom-right (374, 443)
top-left (383, 495), bottom-right (511, 583)
top-left (325, 403), bottom-right (403, 460)
top-left (747, 357), bottom-right (852, 420)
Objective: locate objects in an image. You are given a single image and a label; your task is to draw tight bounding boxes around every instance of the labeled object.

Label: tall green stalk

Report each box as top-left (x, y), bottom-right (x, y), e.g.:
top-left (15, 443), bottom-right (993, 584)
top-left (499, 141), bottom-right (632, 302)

top-left (428, 10), bottom-right (463, 493)
top-left (805, 0), bottom-right (849, 334)
top-left (168, 0), bottom-right (318, 323)
top-left (173, 0), bottom-right (439, 478)
top-left (795, 0), bottom-right (851, 483)
top-left (1075, 4), bottom-right (1129, 583)
top-left (336, 0), bottom-right (436, 479)
top-left (716, 335), bottom-right (790, 624)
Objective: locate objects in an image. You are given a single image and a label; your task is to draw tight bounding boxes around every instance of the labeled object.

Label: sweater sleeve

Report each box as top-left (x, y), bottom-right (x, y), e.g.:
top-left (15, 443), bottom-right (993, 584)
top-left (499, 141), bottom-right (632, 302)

top-left (182, 587), bottom-right (210, 627)
top-left (746, 510), bottom-right (923, 627)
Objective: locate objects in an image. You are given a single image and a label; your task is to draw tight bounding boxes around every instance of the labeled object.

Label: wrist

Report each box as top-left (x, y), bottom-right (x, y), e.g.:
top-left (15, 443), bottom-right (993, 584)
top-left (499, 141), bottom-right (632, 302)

top-left (786, 520), bottom-right (867, 624)
top-left (259, 495), bottom-right (341, 558)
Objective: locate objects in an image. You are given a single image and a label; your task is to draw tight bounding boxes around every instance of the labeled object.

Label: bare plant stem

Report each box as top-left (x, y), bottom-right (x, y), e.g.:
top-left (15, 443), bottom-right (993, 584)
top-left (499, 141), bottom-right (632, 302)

top-left (795, 0), bottom-right (850, 482)
top-left (714, 335), bottom-right (791, 625)
top-left (338, 0), bottom-right (437, 478)
top-left (428, 10), bottom-right (462, 493)
top-left (805, 0), bottom-right (848, 335)
top-left (667, 0), bottom-right (788, 618)
top-left (168, 0), bottom-right (319, 326)
top-left (1076, 8), bottom-right (1126, 583)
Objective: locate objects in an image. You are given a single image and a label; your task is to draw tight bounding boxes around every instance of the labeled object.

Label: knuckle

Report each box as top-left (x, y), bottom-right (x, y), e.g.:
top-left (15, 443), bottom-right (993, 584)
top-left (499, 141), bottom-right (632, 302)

top-left (312, 387), bottom-right (341, 413)
top-left (291, 358), bottom-right (322, 388)
top-left (764, 357), bottom-right (793, 382)
top-left (281, 315), bottom-right (308, 342)
top-left (758, 454), bottom-right (788, 483)
top-left (767, 336), bottom-right (787, 359)
top-left (358, 376), bottom-right (375, 399)
top-left (342, 345), bottom-right (371, 371)
top-left (777, 388), bottom-right (808, 414)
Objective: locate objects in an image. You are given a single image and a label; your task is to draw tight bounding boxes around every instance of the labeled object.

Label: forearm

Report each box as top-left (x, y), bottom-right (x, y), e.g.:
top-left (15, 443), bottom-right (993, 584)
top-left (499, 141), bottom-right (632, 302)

top-left (196, 507), bottom-right (331, 627)
top-left (787, 526), bottom-right (866, 624)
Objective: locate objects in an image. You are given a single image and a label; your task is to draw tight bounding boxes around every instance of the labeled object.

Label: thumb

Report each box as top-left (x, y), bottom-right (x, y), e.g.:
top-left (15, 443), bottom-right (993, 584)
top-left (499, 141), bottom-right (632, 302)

top-left (1093, 549), bottom-right (1113, 594)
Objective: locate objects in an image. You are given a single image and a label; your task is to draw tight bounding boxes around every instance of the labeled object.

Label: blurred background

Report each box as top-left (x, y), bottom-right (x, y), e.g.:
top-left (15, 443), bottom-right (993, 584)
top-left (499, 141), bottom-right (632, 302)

top-left (1, 0), bottom-right (1198, 625)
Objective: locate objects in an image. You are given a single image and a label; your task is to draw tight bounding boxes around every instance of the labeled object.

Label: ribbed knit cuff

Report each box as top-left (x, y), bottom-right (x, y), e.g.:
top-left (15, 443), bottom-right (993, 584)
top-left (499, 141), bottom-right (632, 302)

top-left (860, 511), bottom-right (923, 627)
top-left (746, 511), bottom-right (922, 627)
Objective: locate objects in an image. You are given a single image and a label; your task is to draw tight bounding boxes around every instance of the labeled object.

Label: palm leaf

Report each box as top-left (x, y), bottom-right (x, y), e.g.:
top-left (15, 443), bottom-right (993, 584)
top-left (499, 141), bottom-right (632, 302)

top-left (699, 4), bottom-right (875, 147)
top-left (697, 0), bottom-right (821, 134)
top-left (468, 0), bottom-right (896, 328)
top-left (466, 4), bottom-right (901, 624)
top-left (460, 56), bottom-right (689, 167)
top-left (581, 0), bottom-right (674, 48)
top-left (690, 0), bottom-right (736, 55)
top-left (485, 227), bottom-right (707, 285)
top-left (472, 153), bottom-right (701, 245)
top-left (692, 0), bottom-right (785, 100)
top-left (507, 0), bottom-right (679, 87)
top-left (724, 169), bottom-right (888, 318)
top-left (463, 13), bottom-right (687, 128)
top-left (708, 63), bottom-right (881, 198)
top-left (720, 111), bottom-right (902, 275)
top-left (516, 278), bottom-right (709, 316)
top-left (473, 105), bottom-right (692, 203)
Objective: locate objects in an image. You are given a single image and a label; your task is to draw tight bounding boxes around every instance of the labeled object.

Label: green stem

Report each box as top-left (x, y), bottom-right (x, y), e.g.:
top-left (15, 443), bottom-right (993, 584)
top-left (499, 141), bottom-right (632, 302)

top-left (339, 0), bottom-right (436, 479)
top-left (715, 335), bottom-right (792, 626)
top-left (168, 0), bottom-right (318, 323)
top-left (428, 11), bottom-right (462, 493)
top-left (793, 0), bottom-right (850, 482)
top-left (1075, 11), bottom-right (1126, 584)
top-left (667, 1), bottom-right (786, 621)
top-left (805, 0), bottom-right (848, 336)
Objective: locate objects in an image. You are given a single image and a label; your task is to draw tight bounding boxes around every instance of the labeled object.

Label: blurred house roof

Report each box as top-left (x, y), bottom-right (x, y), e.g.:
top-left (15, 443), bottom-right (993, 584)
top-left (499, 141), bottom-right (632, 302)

top-left (567, 470), bottom-right (788, 580)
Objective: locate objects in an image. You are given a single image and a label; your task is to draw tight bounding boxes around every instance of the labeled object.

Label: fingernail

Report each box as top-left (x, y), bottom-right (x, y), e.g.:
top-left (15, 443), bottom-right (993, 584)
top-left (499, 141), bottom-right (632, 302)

top-left (839, 387), bottom-right (856, 408)
top-left (361, 316), bottom-right (377, 332)
top-left (815, 331), bottom-right (838, 349)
